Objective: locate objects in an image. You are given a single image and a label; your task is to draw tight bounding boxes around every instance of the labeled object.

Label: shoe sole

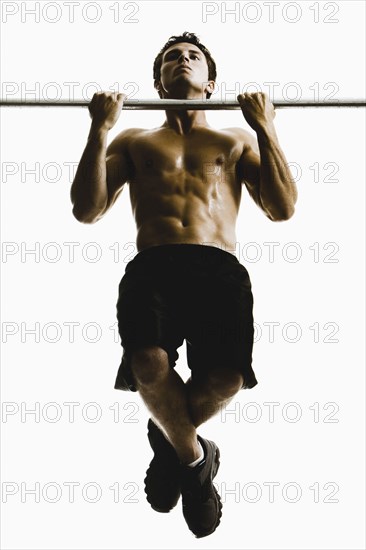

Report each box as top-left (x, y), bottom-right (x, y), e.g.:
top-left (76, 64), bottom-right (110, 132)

top-left (144, 421), bottom-right (181, 513)
top-left (196, 446), bottom-right (223, 538)
top-left (144, 469), bottom-right (177, 513)
top-left (183, 441), bottom-right (223, 539)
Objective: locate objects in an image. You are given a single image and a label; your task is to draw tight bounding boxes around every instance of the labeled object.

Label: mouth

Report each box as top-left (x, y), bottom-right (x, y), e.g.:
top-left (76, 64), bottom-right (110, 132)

top-left (174, 66), bottom-right (192, 75)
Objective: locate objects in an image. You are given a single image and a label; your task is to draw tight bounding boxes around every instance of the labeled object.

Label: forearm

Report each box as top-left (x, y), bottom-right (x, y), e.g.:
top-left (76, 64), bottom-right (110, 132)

top-left (70, 123), bottom-right (109, 222)
top-left (257, 123), bottom-right (298, 220)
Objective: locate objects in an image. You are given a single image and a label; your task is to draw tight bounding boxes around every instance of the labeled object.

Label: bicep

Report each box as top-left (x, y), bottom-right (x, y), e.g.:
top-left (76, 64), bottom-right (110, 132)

top-left (237, 139), bottom-right (265, 211)
top-left (102, 145), bottom-right (131, 215)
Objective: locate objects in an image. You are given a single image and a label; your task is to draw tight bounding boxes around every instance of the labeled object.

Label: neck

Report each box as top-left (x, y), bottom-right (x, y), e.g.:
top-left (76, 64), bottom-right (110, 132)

top-left (163, 109), bottom-right (209, 134)
top-left (160, 91), bottom-right (210, 134)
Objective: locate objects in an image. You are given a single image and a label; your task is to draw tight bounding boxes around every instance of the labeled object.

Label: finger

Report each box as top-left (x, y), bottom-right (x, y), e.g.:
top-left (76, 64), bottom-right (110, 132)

top-left (90, 92), bottom-right (100, 104)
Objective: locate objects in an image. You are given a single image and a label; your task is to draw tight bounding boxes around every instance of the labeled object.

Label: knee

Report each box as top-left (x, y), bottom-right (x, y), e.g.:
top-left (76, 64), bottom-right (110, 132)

top-left (131, 346), bottom-right (169, 387)
top-left (206, 369), bottom-right (243, 399)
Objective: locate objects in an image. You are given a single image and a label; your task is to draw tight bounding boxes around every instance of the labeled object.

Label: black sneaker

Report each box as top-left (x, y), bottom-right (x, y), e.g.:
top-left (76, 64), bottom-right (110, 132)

top-left (180, 436), bottom-right (222, 538)
top-left (144, 419), bottom-right (181, 513)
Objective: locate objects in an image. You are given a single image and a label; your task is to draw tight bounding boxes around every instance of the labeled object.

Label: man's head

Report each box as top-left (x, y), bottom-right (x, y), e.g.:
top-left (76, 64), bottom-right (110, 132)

top-left (153, 32), bottom-right (217, 99)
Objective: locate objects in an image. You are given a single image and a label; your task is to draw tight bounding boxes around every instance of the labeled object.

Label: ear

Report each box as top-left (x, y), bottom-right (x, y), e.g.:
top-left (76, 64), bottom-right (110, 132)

top-left (204, 80), bottom-right (216, 95)
top-left (154, 80), bottom-right (163, 99)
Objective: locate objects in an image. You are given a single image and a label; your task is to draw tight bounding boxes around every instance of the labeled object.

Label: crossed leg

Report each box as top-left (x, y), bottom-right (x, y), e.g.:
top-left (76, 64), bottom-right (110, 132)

top-left (131, 345), bottom-right (243, 464)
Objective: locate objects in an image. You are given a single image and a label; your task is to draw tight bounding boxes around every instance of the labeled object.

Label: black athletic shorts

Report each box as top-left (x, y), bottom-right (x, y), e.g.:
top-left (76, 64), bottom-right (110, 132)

top-left (114, 244), bottom-right (258, 391)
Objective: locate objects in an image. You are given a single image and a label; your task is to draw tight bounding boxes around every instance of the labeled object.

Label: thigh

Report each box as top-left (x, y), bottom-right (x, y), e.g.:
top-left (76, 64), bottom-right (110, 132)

top-left (186, 259), bottom-right (257, 389)
top-left (116, 253), bottom-right (184, 358)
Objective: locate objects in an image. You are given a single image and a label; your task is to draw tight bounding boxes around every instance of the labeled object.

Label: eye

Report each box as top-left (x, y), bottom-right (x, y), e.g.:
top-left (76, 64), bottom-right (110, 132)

top-left (165, 52), bottom-right (178, 61)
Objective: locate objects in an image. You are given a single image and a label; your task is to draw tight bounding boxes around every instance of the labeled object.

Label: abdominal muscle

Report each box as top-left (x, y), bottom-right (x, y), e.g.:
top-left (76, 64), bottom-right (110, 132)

top-left (136, 217), bottom-right (237, 254)
top-left (122, 125), bottom-right (246, 256)
top-left (131, 178), bottom-right (240, 256)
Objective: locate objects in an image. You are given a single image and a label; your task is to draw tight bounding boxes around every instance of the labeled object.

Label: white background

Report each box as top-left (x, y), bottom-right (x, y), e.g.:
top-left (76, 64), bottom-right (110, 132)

top-left (1, 1), bottom-right (365, 549)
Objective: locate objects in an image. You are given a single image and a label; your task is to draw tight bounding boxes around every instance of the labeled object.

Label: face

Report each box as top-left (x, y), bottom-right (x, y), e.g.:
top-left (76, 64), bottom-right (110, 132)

top-left (157, 42), bottom-right (215, 98)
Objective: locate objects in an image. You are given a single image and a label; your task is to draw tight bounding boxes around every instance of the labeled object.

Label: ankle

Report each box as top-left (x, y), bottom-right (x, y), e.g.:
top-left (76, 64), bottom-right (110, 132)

top-left (178, 439), bottom-right (203, 465)
top-left (185, 441), bottom-right (205, 468)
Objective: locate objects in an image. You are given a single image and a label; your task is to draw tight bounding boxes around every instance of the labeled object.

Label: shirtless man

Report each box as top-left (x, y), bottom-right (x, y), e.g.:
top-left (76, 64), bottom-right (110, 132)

top-left (70, 32), bottom-right (297, 538)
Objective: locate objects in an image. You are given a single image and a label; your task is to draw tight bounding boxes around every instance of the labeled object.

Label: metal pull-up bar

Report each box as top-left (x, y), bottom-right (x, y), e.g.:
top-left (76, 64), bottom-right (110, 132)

top-left (0, 99), bottom-right (365, 109)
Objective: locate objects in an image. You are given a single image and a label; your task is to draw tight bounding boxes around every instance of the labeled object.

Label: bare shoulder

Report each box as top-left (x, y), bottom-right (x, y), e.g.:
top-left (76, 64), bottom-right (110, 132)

top-left (107, 127), bottom-right (146, 155)
top-left (222, 127), bottom-right (259, 154)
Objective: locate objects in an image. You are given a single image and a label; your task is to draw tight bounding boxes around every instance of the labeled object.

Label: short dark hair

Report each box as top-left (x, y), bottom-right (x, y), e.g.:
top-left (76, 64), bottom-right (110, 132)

top-left (153, 32), bottom-right (217, 99)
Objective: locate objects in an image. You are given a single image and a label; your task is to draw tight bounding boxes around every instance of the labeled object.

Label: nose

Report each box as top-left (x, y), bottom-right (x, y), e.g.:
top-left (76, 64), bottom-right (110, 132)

top-left (178, 52), bottom-right (190, 64)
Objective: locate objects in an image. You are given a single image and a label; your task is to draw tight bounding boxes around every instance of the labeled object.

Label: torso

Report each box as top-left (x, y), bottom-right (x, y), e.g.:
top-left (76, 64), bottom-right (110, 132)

top-left (120, 125), bottom-right (248, 255)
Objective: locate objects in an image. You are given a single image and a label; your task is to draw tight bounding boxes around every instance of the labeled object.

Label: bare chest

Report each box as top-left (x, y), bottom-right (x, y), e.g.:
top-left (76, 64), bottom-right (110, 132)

top-left (128, 130), bottom-right (243, 179)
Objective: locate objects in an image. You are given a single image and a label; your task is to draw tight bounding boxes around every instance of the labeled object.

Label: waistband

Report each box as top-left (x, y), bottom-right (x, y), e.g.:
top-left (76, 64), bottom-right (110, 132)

top-left (130, 244), bottom-right (239, 265)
